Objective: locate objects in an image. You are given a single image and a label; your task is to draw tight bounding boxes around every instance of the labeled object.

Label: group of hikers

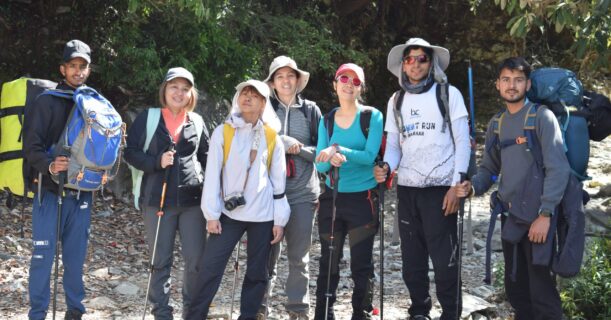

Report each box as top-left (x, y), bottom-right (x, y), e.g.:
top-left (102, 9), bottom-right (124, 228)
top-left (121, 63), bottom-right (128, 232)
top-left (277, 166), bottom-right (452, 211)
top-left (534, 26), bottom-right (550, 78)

top-left (21, 37), bottom-right (577, 320)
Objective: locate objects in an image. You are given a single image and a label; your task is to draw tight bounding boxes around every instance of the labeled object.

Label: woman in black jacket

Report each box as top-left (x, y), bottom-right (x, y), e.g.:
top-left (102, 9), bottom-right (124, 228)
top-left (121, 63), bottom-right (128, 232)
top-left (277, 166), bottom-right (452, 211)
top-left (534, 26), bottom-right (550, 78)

top-left (124, 67), bottom-right (209, 319)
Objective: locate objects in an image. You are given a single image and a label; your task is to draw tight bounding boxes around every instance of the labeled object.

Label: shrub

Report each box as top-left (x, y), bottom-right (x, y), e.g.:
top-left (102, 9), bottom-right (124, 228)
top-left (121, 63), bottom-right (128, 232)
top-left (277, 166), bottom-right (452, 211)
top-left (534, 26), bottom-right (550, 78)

top-left (560, 238), bottom-right (611, 319)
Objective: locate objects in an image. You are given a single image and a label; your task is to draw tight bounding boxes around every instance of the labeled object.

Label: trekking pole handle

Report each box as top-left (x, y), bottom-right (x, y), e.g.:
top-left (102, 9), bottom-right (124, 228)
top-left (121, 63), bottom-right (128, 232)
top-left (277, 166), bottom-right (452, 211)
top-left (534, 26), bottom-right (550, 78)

top-left (459, 172), bottom-right (467, 184)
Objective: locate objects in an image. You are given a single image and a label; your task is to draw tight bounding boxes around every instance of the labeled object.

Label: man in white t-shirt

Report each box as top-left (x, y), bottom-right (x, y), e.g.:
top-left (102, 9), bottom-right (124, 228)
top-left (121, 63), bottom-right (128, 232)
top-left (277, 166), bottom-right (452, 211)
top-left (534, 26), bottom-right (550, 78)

top-left (374, 38), bottom-right (470, 320)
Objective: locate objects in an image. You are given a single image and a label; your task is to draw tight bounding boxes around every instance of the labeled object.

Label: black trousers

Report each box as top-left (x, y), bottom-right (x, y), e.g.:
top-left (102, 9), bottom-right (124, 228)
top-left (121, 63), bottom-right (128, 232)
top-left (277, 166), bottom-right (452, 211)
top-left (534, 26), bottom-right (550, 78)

top-left (397, 186), bottom-right (460, 320)
top-left (186, 214), bottom-right (273, 320)
top-left (315, 188), bottom-right (378, 320)
top-left (501, 215), bottom-right (562, 320)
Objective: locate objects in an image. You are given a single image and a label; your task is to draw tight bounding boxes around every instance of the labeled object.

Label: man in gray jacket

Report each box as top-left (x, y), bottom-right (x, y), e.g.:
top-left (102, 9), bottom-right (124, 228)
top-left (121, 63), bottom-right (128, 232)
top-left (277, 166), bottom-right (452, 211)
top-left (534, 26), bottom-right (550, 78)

top-left (457, 57), bottom-right (570, 320)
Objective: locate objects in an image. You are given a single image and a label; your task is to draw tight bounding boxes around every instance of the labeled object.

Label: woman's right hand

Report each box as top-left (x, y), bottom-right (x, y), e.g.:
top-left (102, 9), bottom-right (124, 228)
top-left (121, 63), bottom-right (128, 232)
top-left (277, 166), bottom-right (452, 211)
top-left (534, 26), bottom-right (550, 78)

top-left (315, 145), bottom-right (337, 162)
top-left (160, 150), bottom-right (176, 168)
top-left (329, 152), bottom-right (346, 167)
top-left (207, 220), bottom-right (222, 234)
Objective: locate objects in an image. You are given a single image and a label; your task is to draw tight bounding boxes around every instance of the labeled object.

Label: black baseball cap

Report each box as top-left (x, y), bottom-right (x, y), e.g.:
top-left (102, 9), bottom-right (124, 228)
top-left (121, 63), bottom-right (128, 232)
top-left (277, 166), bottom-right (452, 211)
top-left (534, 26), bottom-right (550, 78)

top-left (63, 40), bottom-right (91, 63)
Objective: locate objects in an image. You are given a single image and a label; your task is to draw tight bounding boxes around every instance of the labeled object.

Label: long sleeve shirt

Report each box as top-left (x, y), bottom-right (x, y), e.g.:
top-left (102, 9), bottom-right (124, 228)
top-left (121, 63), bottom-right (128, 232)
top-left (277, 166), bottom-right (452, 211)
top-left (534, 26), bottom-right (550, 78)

top-left (470, 102), bottom-right (570, 213)
top-left (315, 105), bottom-right (383, 192)
top-left (202, 117), bottom-right (290, 226)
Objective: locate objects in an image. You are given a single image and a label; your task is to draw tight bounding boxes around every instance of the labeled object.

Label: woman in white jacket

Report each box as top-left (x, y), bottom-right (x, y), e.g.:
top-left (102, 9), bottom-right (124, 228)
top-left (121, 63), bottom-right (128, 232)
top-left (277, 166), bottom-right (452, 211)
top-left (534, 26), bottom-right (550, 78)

top-left (187, 79), bottom-right (290, 319)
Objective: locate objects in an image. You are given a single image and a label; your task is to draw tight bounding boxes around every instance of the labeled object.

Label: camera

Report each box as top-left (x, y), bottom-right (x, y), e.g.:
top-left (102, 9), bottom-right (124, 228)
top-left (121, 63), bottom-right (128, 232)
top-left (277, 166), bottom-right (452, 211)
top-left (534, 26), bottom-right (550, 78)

top-left (224, 192), bottom-right (246, 211)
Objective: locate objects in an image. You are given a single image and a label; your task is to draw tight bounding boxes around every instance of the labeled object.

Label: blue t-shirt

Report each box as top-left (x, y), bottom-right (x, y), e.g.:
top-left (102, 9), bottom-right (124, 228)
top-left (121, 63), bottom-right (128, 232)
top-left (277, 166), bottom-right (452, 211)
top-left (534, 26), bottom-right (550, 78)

top-left (315, 106), bottom-right (383, 192)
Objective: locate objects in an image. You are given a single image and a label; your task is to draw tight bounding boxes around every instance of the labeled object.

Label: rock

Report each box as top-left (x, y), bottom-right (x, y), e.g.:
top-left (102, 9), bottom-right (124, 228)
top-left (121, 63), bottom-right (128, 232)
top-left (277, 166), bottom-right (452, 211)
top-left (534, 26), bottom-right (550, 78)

top-left (461, 292), bottom-right (495, 318)
top-left (113, 282), bottom-right (139, 295)
top-left (470, 285), bottom-right (496, 300)
top-left (596, 183), bottom-right (611, 197)
top-left (87, 296), bottom-right (116, 309)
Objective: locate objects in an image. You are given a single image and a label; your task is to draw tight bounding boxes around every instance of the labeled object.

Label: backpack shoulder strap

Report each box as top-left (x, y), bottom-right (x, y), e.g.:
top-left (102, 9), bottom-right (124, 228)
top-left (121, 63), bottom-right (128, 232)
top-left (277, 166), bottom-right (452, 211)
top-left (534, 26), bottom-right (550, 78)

top-left (301, 99), bottom-right (320, 145)
top-left (144, 108), bottom-right (161, 152)
top-left (523, 104), bottom-right (544, 168)
top-left (41, 88), bottom-right (74, 100)
top-left (223, 123), bottom-right (234, 167)
top-left (323, 107), bottom-right (339, 142)
top-left (223, 123), bottom-right (276, 170)
top-left (359, 106), bottom-right (373, 139)
top-left (485, 111), bottom-right (505, 156)
top-left (263, 124), bottom-right (276, 170)
top-left (392, 90), bottom-right (406, 140)
top-left (436, 82), bottom-right (452, 138)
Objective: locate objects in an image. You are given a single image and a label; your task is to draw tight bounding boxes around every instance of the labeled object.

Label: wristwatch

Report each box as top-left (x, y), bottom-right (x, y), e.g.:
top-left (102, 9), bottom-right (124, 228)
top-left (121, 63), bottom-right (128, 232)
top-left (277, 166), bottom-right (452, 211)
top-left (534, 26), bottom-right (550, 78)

top-left (538, 209), bottom-right (553, 217)
top-left (331, 143), bottom-right (340, 154)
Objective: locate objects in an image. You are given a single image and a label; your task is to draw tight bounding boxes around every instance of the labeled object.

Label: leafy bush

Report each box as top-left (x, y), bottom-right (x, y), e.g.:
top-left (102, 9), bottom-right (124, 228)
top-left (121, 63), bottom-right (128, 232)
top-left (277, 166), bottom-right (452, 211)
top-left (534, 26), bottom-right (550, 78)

top-left (560, 238), bottom-right (611, 320)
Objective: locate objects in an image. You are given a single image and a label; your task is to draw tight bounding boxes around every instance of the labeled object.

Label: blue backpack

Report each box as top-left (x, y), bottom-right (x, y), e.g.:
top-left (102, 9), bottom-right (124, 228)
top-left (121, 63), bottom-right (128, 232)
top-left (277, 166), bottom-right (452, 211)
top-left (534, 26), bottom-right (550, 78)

top-left (526, 67), bottom-right (591, 181)
top-left (42, 86), bottom-right (125, 192)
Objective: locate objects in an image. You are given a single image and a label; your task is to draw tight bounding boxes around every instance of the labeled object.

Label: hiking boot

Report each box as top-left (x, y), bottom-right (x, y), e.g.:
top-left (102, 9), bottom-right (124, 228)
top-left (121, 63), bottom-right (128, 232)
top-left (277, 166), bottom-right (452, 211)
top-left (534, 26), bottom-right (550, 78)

top-left (409, 315), bottom-right (431, 320)
top-left (64, 309), bottom-right (83, 320)
top-left (314, 305), bottom-right (334, 320)
top-left (255, 311), bottom-right (267, 320)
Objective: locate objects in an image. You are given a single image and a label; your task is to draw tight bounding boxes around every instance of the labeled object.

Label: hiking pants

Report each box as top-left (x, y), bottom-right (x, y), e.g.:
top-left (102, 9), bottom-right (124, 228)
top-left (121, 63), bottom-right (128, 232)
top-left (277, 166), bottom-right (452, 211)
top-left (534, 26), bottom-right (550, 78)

top-left (501, 215), bottom-right (562, 320)
top-left (142, 205), bottom-right (207, 320)
top-left (28, 190), bottom-right (92, 320)
top-left (264, 200), bottom-right (317, 315)
top-left (186, 214), bottom-right (273, 319)
top-left (315, 189), bottom-right (377, 320)
top-left (397, 186), bottom-right (460, 320)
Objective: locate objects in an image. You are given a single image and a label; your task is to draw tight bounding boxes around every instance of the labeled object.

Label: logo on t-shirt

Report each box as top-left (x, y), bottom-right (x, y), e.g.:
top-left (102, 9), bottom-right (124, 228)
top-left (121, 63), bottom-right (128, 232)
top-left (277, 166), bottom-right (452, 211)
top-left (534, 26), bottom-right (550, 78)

top-left (410, 108), bottom-right (420, 117)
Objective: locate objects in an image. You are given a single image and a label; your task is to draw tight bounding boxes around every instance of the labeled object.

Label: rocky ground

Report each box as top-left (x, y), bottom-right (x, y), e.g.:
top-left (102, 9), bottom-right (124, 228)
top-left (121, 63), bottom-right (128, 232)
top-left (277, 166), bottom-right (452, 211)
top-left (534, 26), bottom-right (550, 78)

top-left (1, 138), bottom-right (609, 320)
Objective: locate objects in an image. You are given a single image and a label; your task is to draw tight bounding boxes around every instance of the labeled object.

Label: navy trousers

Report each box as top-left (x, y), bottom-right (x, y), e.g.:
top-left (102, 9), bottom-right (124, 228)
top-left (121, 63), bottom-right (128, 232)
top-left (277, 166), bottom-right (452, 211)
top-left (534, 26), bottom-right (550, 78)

top-left (28, 190), bottom-right (92, 320)
top-left (186, 214), bottom-right (273, 319)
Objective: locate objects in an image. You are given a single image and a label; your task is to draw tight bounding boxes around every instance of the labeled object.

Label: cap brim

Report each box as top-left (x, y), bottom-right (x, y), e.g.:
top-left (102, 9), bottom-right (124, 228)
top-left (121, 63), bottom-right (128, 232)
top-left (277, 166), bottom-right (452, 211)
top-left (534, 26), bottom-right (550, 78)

top-left (236, 80), bottom-right (270, 98)
top-left (165, 75), bottom-right (194, 86)
top-left (66, 53), bottom-right (91, 63)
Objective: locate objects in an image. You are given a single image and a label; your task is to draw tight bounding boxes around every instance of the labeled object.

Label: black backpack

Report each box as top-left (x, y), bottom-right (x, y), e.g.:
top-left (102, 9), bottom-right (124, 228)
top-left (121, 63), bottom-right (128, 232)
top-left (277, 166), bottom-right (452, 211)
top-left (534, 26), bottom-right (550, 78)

top-left (323, 105), bottom-right (384, 162)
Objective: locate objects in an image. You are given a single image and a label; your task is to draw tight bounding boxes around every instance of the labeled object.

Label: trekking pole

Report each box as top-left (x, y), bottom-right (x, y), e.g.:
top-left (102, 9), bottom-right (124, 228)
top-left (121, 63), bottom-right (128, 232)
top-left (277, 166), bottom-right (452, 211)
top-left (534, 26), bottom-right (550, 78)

top-left (324, 166), bottom-right (339, 320)
top-left (376, 162), bottom-right (386, 320)
top-left (466, 60), bottom-right (476, 255)
top-left (456, 172), bottom-right (468, 320)
top-left (142, 143), bottom-right (174, 320)
top-left (229, 235), bottom-right (244, 319)
top-left (51, 171), bottom-right (66, 320)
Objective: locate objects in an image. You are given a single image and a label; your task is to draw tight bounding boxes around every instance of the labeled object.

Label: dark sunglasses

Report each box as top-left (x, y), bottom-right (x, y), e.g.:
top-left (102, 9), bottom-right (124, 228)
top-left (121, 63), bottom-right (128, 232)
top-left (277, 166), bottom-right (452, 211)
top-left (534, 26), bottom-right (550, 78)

top-left (403, 54), bottom-right (430, 65)
top-left (336, 75), bottom-right (362, 87)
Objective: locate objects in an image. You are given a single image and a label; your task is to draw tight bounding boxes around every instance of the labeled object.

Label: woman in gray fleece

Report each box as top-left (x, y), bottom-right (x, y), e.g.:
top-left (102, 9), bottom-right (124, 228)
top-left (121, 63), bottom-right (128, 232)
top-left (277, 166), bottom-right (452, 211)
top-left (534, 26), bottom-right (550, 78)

top-left (259, 56), bottom-right (322, 320)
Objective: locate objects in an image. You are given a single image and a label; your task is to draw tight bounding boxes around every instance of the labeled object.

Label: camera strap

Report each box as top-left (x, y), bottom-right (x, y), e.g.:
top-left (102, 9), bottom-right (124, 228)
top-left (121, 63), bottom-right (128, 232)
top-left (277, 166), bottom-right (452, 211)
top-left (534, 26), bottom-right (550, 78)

top-left (221, 126), bottom-right (261, 199)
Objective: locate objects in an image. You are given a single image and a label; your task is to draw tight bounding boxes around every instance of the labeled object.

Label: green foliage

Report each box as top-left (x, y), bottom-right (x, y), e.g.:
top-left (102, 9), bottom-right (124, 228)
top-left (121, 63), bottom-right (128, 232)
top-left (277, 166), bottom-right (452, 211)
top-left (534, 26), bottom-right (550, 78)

top-left (96, 1), bottom-right (257, 105)
top-left (560, 238), bottom-right (611, 319)
top-left (478, 0), bottom-right (611, 69)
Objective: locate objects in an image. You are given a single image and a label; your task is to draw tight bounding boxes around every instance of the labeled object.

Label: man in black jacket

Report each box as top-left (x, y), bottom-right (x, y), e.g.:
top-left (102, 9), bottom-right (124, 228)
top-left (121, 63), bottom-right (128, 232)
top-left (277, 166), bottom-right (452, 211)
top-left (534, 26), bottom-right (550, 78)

top-left (23, 39), bottom-right (93, 320)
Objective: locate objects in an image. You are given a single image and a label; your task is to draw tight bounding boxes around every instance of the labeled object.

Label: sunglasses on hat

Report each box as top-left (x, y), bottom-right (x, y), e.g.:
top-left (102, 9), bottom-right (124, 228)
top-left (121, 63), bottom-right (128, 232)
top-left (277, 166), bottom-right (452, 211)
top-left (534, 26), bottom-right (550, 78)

top-left (336, 75), bottom-right (362, 87)
top-left (403, 54), bottom-right (430, 65)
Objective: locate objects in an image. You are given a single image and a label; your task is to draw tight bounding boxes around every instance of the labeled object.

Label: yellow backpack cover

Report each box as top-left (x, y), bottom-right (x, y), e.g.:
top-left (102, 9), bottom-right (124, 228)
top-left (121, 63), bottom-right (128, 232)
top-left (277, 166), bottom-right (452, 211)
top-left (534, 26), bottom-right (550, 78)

top-left (0, 78), bottom-right (57, 197)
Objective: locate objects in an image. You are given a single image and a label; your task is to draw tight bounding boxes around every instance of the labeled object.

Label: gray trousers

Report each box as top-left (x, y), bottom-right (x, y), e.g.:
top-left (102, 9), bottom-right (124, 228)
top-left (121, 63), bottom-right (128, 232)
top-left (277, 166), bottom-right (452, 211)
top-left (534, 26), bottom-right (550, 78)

top-left (263, 201), bottom-right (317, 314)
top-left (143, 205), bottom-right (207, 320)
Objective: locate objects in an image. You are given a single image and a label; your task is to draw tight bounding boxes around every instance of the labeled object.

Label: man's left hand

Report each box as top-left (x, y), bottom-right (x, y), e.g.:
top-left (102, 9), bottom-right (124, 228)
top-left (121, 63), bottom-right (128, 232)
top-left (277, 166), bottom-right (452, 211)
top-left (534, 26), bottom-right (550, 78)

top-left (442, 187), bottom-right (460, 216)
top-left (271, 225), bottom-right (284, 244)
top-left (529, 215), bottom-right (550, 243)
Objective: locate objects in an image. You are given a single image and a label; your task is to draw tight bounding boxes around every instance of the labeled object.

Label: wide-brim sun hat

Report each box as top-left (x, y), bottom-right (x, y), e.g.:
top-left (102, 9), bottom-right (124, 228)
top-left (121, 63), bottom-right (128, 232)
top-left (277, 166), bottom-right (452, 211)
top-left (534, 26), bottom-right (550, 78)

top-left (264, 55), bottom-right (310, 94)
top-left (387, 38), bottom-right (450, 79)
top-left (335, 63), bottom-right (365, 85)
